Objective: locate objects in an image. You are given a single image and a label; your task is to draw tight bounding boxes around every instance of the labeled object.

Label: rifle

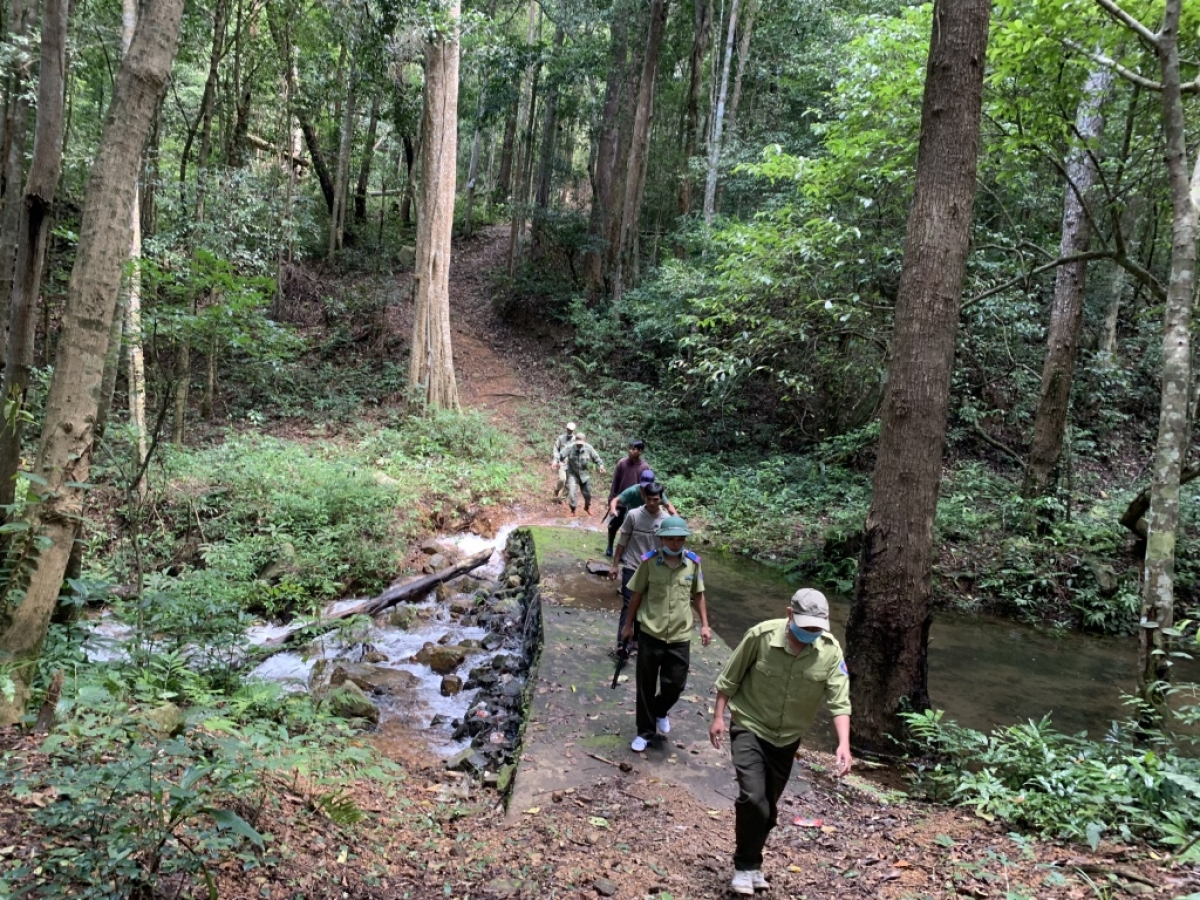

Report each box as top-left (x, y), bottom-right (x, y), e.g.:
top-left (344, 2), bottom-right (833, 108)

top-left (610, 640), bottom-right (631, 688)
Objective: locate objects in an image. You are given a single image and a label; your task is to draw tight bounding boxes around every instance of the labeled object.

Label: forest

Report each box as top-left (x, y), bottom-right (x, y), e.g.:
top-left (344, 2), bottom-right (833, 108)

top-left (0, 0), bottom-right (1197, 897)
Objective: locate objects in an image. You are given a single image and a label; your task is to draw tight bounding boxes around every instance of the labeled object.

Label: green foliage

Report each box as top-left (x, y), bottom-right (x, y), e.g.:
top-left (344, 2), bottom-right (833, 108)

top-left (0, 671), bottom-right (396, 900)
top-left (95, 413), bottom-right (531, 623)
top-left (904, 707), bottom-right (1200, 856)
top-left (120, 434), bottom-right (399, 622)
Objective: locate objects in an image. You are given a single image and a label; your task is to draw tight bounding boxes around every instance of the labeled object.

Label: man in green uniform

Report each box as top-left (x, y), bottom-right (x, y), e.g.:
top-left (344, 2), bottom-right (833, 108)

top-left (558, 433), bottom-right (605, 515)
top-left (620, 516), bottom-right (711, 752)
top-left (709, 589), bottom-right (852, 895)
top-left (606, 468), bottom-right (678, 521)
top-left (550, 421), bottom-right (577, 501)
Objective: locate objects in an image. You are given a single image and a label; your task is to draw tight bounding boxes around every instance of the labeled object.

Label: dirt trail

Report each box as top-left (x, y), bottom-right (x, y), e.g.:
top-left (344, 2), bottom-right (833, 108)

top-left (445, 226), bottom-right (602, 529)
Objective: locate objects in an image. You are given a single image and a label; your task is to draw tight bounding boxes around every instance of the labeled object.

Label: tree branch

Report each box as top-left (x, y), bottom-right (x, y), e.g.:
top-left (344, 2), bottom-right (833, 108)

top-left (963, 250), bottom-right (1115, 308)
top-left (1061, 39), bottom-right (1163, 91)
top-left (1092, 0), bottom-right (1159, 46)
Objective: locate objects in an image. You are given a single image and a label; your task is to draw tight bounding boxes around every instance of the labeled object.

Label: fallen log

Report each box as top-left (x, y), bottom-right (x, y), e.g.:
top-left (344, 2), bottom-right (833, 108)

top-left (262, 548), bottom-right (493, 646)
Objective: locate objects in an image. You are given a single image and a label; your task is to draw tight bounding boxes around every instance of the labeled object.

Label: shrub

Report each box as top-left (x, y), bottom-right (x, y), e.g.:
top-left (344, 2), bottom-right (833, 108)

top-left (904, 706), bottom-right (1200, 856)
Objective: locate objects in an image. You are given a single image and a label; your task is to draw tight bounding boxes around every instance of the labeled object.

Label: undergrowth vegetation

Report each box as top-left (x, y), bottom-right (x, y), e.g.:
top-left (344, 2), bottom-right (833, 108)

top-left (1, 618), bottom-right (396, 900)
top-left (93, 411), bottom-right (532, 624)
top-left (903, 685), bottom-right (1200, 859)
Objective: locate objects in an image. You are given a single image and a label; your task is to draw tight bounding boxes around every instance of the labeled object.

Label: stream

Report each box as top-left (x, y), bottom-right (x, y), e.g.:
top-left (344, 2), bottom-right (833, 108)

top-left (531, 525), bottom-right (1200, 739)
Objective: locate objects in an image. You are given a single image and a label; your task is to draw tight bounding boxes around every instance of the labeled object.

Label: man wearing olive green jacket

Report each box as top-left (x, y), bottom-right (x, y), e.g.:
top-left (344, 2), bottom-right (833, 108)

top-left (620, 515), bottom-right (711, 753)
top-left (709, 588), bottom-right (852, 895)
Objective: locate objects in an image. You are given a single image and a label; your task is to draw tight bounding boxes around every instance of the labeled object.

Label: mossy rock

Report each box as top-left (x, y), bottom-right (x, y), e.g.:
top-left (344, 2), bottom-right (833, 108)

top-left (325, 682), bottom-right (379, 723)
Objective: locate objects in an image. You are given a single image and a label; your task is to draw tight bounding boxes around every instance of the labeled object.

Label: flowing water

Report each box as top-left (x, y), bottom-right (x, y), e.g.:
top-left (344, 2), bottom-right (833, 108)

top-left (532, 526), bottom-right (1200, 739)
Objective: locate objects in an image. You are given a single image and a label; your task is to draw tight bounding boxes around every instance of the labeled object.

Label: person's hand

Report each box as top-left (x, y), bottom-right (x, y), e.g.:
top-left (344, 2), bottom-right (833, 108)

top-left (609, 566), bottom-right (619, 581)
top-left (834, 745), bottom-right (853, 777)
top-left (709, 717), bottom-right (726, 750)
top-left (620, 623), bottom-right (635, 643)
top-left (699, 625), bottom-right (712, 647)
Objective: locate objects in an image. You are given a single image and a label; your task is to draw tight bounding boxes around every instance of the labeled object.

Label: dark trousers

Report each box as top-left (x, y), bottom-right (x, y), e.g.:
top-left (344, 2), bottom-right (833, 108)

top-left (730, 725), bottom-right (800, 871)
top-left (634, 632), bottom-right (690, 739)
top-left (606, 504), bottom-right (628, 550)
top-left (616, 567), bottom-right (641, 646)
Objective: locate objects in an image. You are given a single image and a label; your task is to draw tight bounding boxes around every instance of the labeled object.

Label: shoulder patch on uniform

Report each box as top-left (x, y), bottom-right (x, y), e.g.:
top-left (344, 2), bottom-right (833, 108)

top-left (640, 549), bottom-right (657, 561)
top-left (684, 550), bottom-right (701, 563)
top-left (838, 660), bottom-right (849, 676)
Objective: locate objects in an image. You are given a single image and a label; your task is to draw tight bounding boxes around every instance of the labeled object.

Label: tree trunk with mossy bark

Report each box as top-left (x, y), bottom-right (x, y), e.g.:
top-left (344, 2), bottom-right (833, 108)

top-left (0, 0), bottom-right (69, 511)
top-left (1137, 0), bottom-right (1198, 722)
top-left (847, 0), bottom-right (990, 753)
top-left (0, 0), bottom-right (184, 725)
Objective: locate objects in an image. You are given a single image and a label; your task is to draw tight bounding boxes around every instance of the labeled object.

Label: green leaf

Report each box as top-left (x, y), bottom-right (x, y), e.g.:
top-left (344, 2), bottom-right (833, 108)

top-left (210, 808), bottom-right (265, 848)
top-left (1085, 821), bottom-right (1103, 851)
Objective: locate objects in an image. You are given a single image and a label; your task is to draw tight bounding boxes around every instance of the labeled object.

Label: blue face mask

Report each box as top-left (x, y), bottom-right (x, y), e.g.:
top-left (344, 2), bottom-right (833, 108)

top-left (662, 546), bottom-right (684, 557)
top-left (789, 623), bottom-right (821, 644)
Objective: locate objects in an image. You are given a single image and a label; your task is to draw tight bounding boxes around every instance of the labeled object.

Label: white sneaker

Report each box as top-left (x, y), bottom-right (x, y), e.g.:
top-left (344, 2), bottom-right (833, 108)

top-left (656, 716), bottom-right (671, 735)
top-left (750, 870), bottom-right (769, 890)
top-left (730, 870), bottom-right (754, 896)
top-left (631, 735), bottom-right (649, 752)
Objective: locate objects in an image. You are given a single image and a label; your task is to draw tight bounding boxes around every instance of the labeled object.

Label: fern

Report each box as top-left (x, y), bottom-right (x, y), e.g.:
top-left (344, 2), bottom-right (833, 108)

top-left (313, 789), bottom-right (364, 825)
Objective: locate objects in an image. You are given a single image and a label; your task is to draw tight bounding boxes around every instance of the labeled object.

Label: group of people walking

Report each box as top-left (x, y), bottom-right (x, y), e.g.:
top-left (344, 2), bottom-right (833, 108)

top-left (549, 422), bottom-right (853, 895)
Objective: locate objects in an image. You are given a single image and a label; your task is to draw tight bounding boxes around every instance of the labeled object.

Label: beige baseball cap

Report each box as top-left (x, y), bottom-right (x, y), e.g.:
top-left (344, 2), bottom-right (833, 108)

top-left (790, 588), bottom-right (829, 630)
top-left (566, 421), bottom-right (577, 431)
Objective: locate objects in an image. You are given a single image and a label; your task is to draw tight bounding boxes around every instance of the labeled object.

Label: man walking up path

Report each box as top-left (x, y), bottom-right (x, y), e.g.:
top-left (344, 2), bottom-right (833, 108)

top-left (709, 589), bottom-right (852, 895)
top-left (608, 482), bottom-right (668, 650)
top-left (550, 421), bottom-right (577, 501)
top-left (605, 440), bottom-right (649, 555)
top-left (559, 433), bottom-right (605, 515)
top-left (620, 516), bottom-right (711, 752)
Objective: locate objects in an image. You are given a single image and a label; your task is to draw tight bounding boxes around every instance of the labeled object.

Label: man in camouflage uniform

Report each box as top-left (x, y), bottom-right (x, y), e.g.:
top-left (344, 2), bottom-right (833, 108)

top-left (558, 433), bottom-right (605, 515)
top-left (550, 421), bottom-right (577, 501)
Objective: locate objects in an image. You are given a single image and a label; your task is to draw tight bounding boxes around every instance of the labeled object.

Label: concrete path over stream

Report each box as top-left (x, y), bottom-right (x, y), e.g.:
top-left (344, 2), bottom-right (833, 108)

top-left (507, 526), bottom-right (813, 816)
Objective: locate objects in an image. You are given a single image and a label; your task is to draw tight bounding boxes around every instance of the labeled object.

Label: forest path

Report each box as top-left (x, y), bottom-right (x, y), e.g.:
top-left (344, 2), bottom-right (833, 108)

top-left (443, 224), bottom-right (593, 528)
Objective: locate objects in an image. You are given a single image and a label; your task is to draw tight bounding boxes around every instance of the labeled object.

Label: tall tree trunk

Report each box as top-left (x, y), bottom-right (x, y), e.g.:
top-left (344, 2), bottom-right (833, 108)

top-left (722, 0), bottom-right (757, 153)
top-left (1022, 66), bottom-right (1112, 500)
top-left (846, 0), bottom-right (990, 753)
top-left (584, 12), bottom-right (629, 295)
top-left (677, 0), bottom-right (711, 217)
top-left (227, 0), bottom-right (250, 167)
top-left (0, 0), bottom-right (33, 337)
top-left (353, 93), bottom-right (380, 223)
top-left (507, 0), bottom-right (540, 275)
top-left (407, 0), bottom-right (461, 412)
top-left (1099, 93), bottom-right (1143, 367)
top-left (172, 341), bottom-right (188, 445)
top-left (612, 0), bottom-right (670, 300)
top-left (267, 6), bottom-right (335, 213)
top-left (494, 96), bottom-right (517, 205)
top-left (327, 59), bottom-right (356, 261)
top-left (123, 0), bottom-right (148, 493)
top-left (463, 114), bottom-right (482, 237)
top-left (400, 132), bottom-right (415, 227)
top-left (1138, 0), bottom-right (1199, 722)
top-left (531, 25), bottom-right (565, 255)
top-left (0, 0), bottom-right (184, 725)
top-left (702, 0), bottom-right (737, 226)
top-left (0, 0), bottom-right (68, 511)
